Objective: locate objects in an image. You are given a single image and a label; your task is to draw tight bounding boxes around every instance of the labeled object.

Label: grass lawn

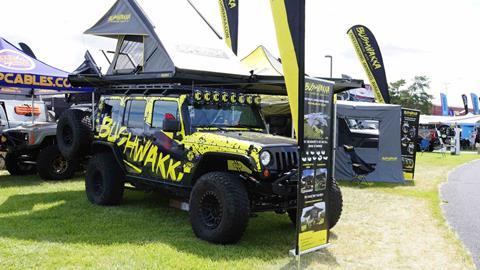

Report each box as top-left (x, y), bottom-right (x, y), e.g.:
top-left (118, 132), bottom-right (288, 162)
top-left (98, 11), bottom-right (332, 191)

top-left (0, 152), bottom-right (477, 269)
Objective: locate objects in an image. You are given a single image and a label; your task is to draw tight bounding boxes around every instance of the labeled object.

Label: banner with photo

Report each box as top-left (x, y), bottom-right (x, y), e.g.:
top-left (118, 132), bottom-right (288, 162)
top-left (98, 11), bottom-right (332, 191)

top-left (270, 0), bottom-right (334, 255)
top-left (347, 25), bottom-right (390, 104)
top-left (297, 77), bottom-right (334, 254)
top-left (401, 108), bottom-right (420, 180)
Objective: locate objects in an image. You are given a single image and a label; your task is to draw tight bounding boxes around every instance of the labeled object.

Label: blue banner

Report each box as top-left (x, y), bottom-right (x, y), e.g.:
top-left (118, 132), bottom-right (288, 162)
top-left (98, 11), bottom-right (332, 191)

top-left (440, 93), bottom-right (448, 116)
top-left (471, 93), bottom-right (479, 114)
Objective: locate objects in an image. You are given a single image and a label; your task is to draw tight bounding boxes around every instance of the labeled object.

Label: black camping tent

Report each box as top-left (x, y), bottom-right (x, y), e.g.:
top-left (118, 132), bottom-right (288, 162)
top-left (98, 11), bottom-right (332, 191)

top-left (261, 98), bottom-right (404, 183)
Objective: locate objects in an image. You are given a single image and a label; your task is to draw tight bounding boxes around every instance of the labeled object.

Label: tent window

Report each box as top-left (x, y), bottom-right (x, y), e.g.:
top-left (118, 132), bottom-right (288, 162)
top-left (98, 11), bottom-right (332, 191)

top-left (338, 118), bottom-right (379, 149)
top-left (114, 36), bottom-right (144, 72)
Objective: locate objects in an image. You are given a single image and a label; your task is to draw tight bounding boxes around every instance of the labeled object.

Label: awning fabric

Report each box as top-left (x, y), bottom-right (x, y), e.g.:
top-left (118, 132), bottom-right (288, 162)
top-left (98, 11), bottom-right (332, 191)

top-left (0, 37), bottom-right (92, 94)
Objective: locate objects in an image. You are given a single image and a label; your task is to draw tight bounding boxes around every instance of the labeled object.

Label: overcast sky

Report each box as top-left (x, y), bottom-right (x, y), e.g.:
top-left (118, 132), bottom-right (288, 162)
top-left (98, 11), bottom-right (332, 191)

top-left (1, 0), bottom-right (479, 106)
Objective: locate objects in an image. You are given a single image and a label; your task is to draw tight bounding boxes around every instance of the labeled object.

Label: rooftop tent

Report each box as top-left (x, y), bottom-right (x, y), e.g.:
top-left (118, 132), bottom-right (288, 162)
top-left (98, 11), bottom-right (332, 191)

top-left (0, 37), bottom-right (92, 94)
top-left (77, 0), bottom-right (252, 85)
top-left (335, 101), bottom-right (403, 183)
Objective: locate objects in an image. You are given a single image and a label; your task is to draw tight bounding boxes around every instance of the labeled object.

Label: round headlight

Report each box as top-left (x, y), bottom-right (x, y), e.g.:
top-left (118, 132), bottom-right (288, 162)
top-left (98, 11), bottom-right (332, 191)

top-left (260, 151), bottom-right (272, 166)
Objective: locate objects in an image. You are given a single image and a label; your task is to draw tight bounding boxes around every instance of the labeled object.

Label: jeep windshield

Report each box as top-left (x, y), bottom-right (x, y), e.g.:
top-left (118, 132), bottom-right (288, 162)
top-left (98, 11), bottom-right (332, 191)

top-left (189, 104), bottom-right (264, 130)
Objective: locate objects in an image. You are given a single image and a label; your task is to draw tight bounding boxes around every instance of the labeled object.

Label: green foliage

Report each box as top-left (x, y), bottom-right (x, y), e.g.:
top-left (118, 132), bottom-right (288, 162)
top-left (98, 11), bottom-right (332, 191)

top-left (389, 76), bottom-right (433, 114)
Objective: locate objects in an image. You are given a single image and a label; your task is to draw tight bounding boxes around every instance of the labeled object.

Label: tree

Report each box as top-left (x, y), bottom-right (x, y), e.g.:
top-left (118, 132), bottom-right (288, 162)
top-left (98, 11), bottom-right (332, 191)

top-left (389, 76), bottom-right (433, 114)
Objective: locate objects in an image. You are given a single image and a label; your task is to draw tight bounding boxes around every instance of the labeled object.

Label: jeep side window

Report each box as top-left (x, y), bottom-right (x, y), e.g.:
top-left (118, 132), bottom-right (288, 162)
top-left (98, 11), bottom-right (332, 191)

top-left (152, 100), bottom-right (179, 128)
top-left (123, 100), bottom-right (146, 128)
top-left (102, 99), bottom-right (122, 123)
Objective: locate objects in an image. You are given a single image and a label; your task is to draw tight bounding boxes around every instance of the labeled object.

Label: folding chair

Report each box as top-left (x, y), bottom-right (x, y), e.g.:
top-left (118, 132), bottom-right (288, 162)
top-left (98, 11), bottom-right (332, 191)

top-left (343, 145), bottom-right (376, 184)
top-left (419, 138), bottom-right (430, 155)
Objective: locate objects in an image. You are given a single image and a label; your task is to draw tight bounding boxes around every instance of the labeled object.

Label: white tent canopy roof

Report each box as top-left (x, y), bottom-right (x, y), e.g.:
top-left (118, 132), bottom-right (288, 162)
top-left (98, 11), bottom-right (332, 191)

top-left (420, 114), bottom-right (480, 125)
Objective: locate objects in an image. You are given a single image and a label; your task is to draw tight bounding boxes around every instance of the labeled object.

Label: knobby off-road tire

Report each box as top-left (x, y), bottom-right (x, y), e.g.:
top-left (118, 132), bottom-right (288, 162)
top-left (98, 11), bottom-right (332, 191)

top-left (85, 152), bottom-right (124, 205)
top-left (57, 109), bottom-right (93, 159)
top-left (5, 153), bottom-right (36, 175)
top-left (287, 179), bottom-right (343, 229)
top-left (189, 172), bottom-right (250, 244)
top-left (37, 145), bottom-right (77, 180)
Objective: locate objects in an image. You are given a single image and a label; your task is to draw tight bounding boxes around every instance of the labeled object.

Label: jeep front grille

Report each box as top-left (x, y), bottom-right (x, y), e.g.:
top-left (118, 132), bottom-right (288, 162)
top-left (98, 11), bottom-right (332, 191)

top-left (273, 150), bottom-right (298, 171)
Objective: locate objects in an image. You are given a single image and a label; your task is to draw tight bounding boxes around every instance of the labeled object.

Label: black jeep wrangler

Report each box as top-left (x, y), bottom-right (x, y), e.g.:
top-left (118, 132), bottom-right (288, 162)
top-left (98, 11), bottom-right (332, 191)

top-left (57, 88), bottom-right (342, 244)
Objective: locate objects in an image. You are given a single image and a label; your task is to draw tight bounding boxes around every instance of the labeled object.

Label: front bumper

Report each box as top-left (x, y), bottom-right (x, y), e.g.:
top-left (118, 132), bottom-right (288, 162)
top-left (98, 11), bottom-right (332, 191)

top-left (246, 169), bottom-right (298, 212)
top-left (271, 169), bottom-right (298, 197)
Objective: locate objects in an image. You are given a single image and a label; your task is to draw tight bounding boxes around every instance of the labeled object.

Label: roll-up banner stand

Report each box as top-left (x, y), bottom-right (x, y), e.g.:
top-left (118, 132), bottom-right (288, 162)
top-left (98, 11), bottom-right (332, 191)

top-left (296, 78), bottom-right (334, 255)
top-left (401, 108), bottom-right (420, 180)
top-left (270, 0), bottom-right (334, 256)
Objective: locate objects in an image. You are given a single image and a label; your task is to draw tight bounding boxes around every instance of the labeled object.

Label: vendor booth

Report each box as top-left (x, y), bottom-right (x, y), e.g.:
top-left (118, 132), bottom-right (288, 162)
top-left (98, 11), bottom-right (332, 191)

top-left (261, 97), bottom-right (404, 183)
top-left (335, 101), bottom-right (403, 183)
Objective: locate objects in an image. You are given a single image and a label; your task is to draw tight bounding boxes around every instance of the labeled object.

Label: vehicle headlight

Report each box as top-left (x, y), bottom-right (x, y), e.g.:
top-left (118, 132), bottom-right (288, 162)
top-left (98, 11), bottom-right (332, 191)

top-left (260, 151), bottom-right (272, 166)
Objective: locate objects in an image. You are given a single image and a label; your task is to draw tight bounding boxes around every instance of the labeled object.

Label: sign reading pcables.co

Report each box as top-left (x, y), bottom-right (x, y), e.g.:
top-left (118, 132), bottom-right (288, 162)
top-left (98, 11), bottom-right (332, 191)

top-left (347, 25), bottom-right (390, 104)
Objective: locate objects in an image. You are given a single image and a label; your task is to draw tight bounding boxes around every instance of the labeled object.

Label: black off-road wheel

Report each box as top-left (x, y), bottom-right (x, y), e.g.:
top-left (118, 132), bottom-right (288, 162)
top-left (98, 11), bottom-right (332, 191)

top-left (189, 172), bottom-right (250, 244)
top-left (37, 145), bottom-right (77, 180)
top-left (57, 109), bottom-right (93, 159)
top-left (85, 152), bottom-right (124, 205)
top-left (287, 179), bottom-right (343, 229)
top-left (5, 153), bottom-right (36, 175)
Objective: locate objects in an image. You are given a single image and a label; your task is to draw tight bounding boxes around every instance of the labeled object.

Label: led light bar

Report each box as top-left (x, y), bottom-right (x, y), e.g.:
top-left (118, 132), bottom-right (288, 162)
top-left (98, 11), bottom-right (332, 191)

top-left (192, 90), bottom-right (261, 105)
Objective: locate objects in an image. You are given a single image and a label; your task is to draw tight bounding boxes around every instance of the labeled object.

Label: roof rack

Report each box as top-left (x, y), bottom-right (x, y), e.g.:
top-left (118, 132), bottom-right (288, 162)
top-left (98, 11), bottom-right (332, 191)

top-left (98, 83), bottom-right (257, 96)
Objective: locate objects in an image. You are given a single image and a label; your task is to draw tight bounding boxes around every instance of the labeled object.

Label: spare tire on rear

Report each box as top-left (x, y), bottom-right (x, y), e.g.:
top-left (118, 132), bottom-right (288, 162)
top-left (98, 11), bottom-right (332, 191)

top-left (57, 109), bottom-right (93, 159)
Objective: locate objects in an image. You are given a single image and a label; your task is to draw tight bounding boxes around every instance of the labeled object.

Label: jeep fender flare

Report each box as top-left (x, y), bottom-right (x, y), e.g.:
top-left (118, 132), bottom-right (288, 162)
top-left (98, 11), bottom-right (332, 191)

top-left (190, 152), bottom-right (256, 185)
top-left (91, 141), bottom-right (127, 173)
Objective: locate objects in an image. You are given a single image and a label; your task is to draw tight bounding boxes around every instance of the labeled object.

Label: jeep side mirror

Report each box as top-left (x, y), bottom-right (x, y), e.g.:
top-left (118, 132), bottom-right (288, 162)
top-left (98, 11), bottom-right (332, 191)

top-left (163, 118), bottom-right (181, 133)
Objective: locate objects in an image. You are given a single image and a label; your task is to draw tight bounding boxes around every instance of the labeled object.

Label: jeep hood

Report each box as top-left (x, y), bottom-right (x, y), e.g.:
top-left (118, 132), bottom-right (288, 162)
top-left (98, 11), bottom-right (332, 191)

top-left (194, 131), bottom-right (296, 147)
top-left (3, 122), bottom-right (57, 133)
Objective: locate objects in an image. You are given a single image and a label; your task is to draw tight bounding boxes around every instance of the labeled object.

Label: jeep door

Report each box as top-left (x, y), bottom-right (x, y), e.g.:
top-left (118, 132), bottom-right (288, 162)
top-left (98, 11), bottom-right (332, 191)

top-left (142, 97), bottom-right (187, 182)
top-left (121, 98), bottom-right (148, 174)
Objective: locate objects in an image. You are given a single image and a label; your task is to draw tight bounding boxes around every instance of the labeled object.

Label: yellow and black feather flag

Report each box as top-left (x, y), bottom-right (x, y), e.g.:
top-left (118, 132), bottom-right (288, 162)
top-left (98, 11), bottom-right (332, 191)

top-left (218, 0), bottom-right (239, 55)
top-left (348, 25), bottom-right (390, 103)
top-left (269, 0), bottom-right (305, 137)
